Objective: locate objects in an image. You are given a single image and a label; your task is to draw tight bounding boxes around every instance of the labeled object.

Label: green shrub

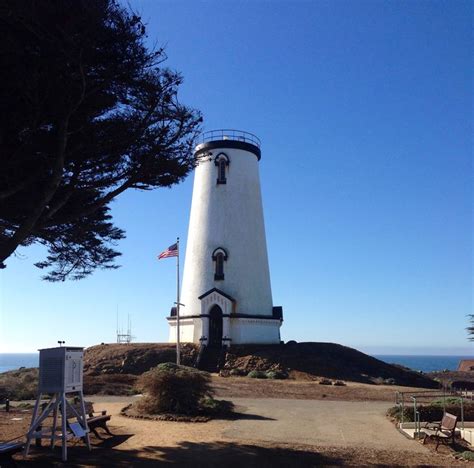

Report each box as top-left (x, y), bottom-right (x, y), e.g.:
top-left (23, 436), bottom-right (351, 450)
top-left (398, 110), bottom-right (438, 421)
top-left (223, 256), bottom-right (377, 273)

top-left (200, 397), bottom-right (234, 415)
top-left (136, 362), bottom-right (212, 415)
top-left (387, 403), bottom-right (474, 422)
top-left (265, 370), bottom-right (288, 380)
top-left (461, 451), bottom-right (474, 461)
top-left (431, 397), bottom-right (461, 406)
top-left (319, 378), bottom-right (332, 385)
top-left (247, 370), bottom-right (267, 379)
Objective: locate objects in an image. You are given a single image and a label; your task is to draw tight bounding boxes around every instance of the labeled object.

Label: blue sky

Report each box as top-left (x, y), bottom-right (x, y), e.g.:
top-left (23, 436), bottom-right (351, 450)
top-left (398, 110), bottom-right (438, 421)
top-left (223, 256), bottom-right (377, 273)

top-left (0, 0), bottom-right (472, 354)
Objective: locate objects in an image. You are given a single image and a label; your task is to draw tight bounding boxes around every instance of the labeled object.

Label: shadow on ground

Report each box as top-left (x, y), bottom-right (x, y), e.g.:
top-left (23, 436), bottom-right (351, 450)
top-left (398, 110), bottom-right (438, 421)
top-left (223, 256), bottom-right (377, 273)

top-left (219, 410), bottom-right (275, 421)
top-left (17, 440), bottom-right (342, 467)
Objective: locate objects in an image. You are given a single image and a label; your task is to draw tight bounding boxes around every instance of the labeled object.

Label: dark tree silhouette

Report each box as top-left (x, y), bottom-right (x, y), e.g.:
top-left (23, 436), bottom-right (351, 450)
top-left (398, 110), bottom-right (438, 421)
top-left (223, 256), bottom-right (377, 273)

top-left (0, 0), bottom-right (202, 280)
top-left (468, 315), bottom-right (474, 341)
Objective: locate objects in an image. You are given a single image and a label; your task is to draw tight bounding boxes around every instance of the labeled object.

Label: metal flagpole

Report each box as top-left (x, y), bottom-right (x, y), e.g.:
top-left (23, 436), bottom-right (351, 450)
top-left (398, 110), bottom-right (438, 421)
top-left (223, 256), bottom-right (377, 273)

top-left (176, 237), bottom-right (181, 365)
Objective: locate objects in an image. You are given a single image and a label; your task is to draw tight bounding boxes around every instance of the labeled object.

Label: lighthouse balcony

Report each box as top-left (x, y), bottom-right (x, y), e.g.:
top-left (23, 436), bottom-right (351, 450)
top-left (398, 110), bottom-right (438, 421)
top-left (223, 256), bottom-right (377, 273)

top-left (195, 129), bottom-right (261, 160)
top-left (199, 129), bottom-right (260, 147)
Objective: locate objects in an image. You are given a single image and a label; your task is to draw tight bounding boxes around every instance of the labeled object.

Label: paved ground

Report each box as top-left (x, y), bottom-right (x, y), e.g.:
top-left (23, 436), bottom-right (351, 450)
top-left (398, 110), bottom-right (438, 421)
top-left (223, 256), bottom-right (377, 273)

top-left (225, 398), bottom-right (427, 451)
top-left (8, 396), bottom-right (467, 466)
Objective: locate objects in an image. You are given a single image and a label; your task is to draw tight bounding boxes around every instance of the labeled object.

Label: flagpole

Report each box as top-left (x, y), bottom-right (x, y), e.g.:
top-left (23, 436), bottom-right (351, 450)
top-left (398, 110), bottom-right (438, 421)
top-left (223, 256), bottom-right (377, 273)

top-left (176, 237), bottom-right (181, 366)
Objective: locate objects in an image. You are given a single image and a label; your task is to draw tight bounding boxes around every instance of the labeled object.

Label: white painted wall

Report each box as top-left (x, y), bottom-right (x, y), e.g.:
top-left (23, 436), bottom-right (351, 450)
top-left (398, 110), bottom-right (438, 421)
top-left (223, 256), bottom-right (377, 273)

top-left (167, 318), bottom-right (201, 343)
top-left (230, 318), bottom-right (281, 344)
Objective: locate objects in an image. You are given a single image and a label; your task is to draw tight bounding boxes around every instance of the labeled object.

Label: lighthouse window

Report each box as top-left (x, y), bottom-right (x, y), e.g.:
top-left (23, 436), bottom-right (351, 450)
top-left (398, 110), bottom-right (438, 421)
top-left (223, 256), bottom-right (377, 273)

top-left (218, 159), bottom-right (226, 184)
top-left (215, 153), bottom-right (229, 185)
top-left (215, 253), bottom-right (224, 280)
top-left (212, 247), bottom-right (228, 280)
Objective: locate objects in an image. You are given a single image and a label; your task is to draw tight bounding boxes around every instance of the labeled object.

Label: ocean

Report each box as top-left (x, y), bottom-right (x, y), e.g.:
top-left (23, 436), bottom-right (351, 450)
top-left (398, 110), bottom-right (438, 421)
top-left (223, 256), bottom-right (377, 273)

top-left (374, 355), bottom-right (472, 373)
top-left (0, 353), bottom-right (39, 373)
top-left (0, 352), bottom-right (471, 374)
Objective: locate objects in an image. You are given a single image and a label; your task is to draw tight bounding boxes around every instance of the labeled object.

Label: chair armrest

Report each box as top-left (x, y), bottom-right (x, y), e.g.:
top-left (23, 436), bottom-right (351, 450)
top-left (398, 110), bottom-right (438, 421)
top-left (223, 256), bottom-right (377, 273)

top-left (89, 410), bottom-right (107, 417)
top-left (423, 421), bottom-right (441, 430)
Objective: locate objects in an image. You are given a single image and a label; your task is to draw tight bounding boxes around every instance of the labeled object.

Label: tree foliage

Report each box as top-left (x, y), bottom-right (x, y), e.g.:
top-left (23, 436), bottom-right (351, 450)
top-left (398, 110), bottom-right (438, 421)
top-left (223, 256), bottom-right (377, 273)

top-left (467, 315), bottom-right (474, 341)
top-left (0, 0), bottom-right (202, 280)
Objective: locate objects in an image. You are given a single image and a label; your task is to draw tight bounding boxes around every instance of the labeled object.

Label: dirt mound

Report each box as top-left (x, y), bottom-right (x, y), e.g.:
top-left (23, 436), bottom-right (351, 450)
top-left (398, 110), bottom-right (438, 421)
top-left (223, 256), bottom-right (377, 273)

top-left (83, 343), bottom-right (198, 376)
top-left (85, 342), bottom-right (437, 388)
top-left (81, 343), bottom-right (200, 394)
top-left (222, 342), bottom-right (438, 388)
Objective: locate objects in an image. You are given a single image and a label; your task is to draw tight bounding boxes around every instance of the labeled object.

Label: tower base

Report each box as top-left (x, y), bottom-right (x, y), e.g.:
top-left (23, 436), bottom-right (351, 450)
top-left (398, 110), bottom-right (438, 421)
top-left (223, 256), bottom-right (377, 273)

top-left (167, 315), bottom-right (281, 346)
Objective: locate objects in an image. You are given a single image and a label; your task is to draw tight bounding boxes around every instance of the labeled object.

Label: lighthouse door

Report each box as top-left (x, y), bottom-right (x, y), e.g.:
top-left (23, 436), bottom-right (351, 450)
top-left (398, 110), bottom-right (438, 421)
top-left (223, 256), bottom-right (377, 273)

top-left (208, 305), bottom-right (223, 348)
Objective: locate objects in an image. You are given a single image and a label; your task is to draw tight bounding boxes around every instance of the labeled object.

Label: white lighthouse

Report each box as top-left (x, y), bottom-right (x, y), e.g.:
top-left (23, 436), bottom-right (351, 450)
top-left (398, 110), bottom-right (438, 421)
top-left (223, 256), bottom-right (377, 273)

top-left (167, 130), bottom-right (282, 347)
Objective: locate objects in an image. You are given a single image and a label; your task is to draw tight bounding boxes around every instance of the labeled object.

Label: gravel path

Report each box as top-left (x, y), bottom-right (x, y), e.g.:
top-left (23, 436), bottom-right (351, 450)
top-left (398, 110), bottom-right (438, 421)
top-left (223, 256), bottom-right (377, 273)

top-left (225, 398), bottom-right (425, 450)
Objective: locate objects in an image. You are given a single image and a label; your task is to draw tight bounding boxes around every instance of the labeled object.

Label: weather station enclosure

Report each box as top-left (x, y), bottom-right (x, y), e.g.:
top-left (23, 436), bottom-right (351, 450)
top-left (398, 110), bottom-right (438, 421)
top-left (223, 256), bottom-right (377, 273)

top-left (39, 346), bottom-right (84, 393)
top-left (25, 346), bottom-right (91, 462)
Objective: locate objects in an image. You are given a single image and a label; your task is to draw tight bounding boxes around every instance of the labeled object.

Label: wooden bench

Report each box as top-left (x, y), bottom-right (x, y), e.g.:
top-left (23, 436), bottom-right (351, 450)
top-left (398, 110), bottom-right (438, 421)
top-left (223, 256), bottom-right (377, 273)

top-left (86, 411), bottom-right (112, 439)
top-left (0, 442), bottom-right (24, 468)
top-left (422, 412), bottom-right (458, 450)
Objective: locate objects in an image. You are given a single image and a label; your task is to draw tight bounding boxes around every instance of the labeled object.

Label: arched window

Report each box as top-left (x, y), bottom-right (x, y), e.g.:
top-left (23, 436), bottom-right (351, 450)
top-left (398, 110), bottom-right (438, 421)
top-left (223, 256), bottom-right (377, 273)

top-left (212, 247), bottom-right (228, 280)
top-left (215, 253), bottom-right (224, 279)
top-left (218, 159), bottom-right (226, 183)
top-left (214, 153), bottom-right (229, 184)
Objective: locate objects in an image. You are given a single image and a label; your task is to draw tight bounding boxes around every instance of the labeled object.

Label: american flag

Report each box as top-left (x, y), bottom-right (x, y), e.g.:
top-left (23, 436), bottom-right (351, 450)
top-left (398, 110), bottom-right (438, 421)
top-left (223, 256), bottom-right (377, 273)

top-left (158, 243), bottom-right (178, 260)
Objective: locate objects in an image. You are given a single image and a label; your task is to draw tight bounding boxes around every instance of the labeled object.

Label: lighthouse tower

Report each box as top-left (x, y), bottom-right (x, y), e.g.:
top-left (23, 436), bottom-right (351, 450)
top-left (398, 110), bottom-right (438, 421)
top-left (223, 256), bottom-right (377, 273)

top-left (167, 130), bottom-right (283, 347)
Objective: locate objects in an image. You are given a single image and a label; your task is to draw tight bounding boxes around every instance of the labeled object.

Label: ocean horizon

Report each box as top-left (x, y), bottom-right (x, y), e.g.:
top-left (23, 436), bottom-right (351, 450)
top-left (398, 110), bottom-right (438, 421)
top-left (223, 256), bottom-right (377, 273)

top-left (0, 352), bottom-right (472, 374)
top-left (0, 353), bottom-right (39, 373)
top-left (374, 354), bottom-right (472, 373)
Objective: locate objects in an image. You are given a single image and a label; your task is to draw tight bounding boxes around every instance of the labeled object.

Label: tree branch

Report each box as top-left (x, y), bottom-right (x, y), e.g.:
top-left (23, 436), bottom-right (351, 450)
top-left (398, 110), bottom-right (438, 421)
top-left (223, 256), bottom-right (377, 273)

top-left (0, 117), bottom-right (69, 265)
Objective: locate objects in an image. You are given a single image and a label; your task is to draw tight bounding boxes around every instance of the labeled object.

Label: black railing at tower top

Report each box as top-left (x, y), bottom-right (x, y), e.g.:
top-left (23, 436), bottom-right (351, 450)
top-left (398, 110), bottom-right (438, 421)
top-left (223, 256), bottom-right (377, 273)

top-left (198, 129), bottom-right (261, 148)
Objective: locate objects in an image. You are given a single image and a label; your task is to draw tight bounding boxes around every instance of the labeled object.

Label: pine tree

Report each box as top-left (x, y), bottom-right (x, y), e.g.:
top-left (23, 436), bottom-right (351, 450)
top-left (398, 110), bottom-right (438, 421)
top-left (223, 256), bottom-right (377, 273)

top-left (0, 0), bottom-right (202, 280)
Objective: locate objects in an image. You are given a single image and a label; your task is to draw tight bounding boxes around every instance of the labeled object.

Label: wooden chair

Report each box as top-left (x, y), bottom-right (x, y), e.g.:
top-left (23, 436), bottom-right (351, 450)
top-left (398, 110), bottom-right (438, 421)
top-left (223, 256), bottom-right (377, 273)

top-left (0, 442), bottom-right (24, 468)
top-left (422, 412), bottom-right (458, 450)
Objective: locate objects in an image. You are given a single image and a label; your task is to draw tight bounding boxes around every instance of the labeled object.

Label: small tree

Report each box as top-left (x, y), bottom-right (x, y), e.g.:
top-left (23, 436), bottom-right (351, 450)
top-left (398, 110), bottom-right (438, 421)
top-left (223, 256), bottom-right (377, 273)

top-left (136, 363), bottom-right (212, 415)
top-left (0, 0), bottom-right (202, 280)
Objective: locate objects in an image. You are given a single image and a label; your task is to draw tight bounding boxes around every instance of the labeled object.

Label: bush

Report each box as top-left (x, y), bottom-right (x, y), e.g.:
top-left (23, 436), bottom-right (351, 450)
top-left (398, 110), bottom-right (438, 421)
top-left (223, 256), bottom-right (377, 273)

top-left (461, 451), bottom-right (474, 461)
top-left (431, 397), bottom-right (461, 406)
top-left (0, 368), bottom-right (38, 400)
top-left (265, 370), bottom-right (288, 380)
top-left (247, 370), bottom-right (267, 379)
top-left (200, 397), bottom-right (234, 416)
top-left (319, 378), bottom-right (332, 385)
top-left (333, 380), bottom-right (346, 386)
top-left (136, 363), bottom-right (212, 415)
top-left (387, 403), bottom-right (474, 422)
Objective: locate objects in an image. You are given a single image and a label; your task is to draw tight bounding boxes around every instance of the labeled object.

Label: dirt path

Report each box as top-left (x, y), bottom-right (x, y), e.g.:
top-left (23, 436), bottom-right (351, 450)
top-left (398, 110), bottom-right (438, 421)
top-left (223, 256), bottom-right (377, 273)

top-left (225, 398), bottom-right (425, 450)
top-left (4, 384), bottom-right (472, 466)
top-left (65, 398), bottom-right (465, 466)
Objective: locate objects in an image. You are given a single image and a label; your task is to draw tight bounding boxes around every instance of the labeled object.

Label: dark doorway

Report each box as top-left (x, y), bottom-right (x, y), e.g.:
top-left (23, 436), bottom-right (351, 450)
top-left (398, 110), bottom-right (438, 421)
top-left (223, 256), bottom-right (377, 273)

top-left (208, 305), bottom-right (223, 348)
